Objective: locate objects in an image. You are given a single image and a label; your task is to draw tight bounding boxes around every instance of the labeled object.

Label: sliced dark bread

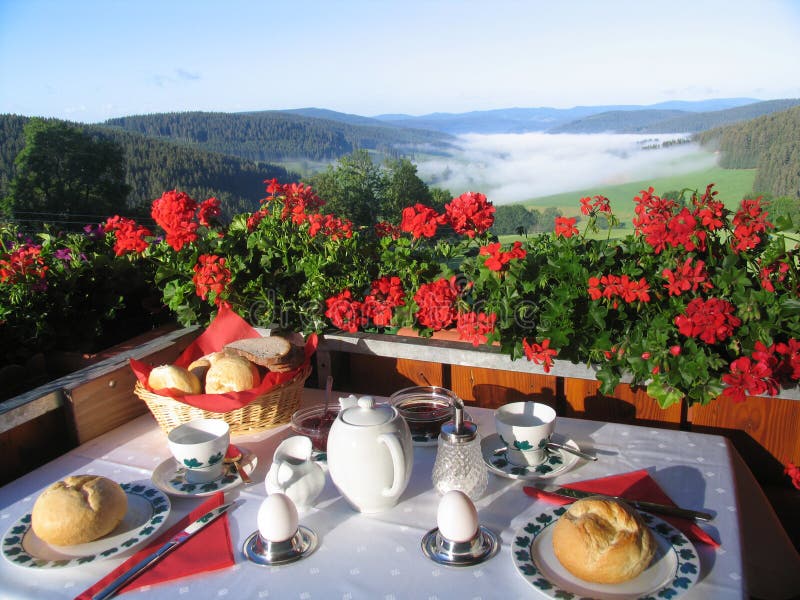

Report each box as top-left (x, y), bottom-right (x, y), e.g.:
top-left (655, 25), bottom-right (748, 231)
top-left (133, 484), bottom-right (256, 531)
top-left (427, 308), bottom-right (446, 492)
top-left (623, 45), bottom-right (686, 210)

top-left (224, 336), bottom-right (292, 367)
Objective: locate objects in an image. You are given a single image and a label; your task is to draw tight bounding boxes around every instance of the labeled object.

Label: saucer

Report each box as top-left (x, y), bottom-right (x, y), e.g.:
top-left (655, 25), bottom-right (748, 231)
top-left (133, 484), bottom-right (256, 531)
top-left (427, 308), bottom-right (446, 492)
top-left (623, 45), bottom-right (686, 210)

top-left (152, 451), bottom-right (257, 497)
top-left (481, 433), bottom-right (581, 480)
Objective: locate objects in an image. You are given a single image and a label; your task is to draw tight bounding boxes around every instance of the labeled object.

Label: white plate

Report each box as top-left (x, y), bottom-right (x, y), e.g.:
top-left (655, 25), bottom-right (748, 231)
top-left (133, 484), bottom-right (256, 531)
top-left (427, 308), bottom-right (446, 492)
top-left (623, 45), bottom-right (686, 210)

top-left (512, 506), bottom-right (701, 599)
top-left (481, 433), bottom-right (581, 480)
top-left (151, 450), bottom-right (257, 497)
top-left (2, 481), bottom-right (170, 569)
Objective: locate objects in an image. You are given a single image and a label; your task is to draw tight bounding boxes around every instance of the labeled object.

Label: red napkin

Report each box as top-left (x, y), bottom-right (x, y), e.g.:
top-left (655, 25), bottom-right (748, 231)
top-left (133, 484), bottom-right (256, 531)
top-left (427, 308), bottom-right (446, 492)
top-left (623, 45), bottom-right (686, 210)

top-left (130, 303), bottom-right (317, 412)
top-left (523, 469), bottom-right (719, 547)
top-left (75, 492), bottom-right (234, 599)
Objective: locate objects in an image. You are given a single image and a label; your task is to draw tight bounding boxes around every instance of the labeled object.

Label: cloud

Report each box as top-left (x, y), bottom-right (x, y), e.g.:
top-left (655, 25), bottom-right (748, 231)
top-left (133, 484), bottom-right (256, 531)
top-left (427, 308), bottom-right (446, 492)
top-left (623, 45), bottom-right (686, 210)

top-left (417, 132), bottom-right (716, 205)
top-left (150, 69), bottom-right (201, 87)
top-left (176, 68), bottom-right (201, 81)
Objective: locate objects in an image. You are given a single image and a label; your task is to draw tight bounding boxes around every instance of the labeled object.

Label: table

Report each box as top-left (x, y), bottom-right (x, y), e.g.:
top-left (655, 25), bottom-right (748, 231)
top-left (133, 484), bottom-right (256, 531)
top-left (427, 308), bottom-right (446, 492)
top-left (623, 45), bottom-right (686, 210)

top-left (1, 388), bottom-right (799, 600)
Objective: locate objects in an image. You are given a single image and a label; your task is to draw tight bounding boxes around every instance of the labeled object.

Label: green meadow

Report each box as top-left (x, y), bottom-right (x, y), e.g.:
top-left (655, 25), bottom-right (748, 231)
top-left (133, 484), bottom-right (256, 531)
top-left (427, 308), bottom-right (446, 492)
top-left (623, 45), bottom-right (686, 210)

top-left (520, 165), bottom-right (757, 223)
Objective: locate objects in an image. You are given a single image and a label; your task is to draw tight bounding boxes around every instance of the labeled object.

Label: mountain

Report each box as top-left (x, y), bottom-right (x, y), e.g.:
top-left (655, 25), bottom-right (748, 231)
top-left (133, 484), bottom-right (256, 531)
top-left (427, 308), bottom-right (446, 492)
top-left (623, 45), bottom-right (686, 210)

top-left (372, 98), bottom-right (760, 134)
top-left (0, 114), bottom-right (295, 218)
top-left (102, 110), bottom-right (454, 165)
top-left (552, 99), bottom-right (800, 134)
top-left (695, 106), bottom-right (800, 198)
top-left (547, 110), bottom-right (688, 134)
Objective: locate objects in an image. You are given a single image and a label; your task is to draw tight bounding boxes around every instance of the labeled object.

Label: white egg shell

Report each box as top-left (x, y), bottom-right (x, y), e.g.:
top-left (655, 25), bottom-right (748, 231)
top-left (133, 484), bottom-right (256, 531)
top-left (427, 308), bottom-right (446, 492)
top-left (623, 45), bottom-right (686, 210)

top-left (257, 493), bottom-right (299, 542)
top-left (437, 490), bottom-right (479, 542)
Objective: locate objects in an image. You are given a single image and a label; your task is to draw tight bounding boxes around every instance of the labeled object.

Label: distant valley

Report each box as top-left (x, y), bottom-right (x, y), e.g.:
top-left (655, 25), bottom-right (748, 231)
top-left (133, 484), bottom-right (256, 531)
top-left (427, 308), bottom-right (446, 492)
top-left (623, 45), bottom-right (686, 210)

top-left (1, 97), bottom-right (798, 220)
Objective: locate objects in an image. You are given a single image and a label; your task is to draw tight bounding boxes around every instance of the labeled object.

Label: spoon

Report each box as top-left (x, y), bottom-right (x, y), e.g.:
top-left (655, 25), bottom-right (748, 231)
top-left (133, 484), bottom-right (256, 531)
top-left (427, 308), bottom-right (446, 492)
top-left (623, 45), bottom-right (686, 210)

top-left (226, 444), bottom-right (252, 484)
top-left (493, 442), bottom-right (597, 462)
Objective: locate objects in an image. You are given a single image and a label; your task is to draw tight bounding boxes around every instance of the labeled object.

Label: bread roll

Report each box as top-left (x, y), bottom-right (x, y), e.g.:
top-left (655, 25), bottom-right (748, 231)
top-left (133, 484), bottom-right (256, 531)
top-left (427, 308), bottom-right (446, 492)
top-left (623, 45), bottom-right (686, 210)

top-left (148, 364), bottom-right (202, 395)
top-left (205, 352), bottom-right (261, 393)
top-left (32, 475), bottom-right (128, 546)
top-left (552, 496), bottom-right (656, 584)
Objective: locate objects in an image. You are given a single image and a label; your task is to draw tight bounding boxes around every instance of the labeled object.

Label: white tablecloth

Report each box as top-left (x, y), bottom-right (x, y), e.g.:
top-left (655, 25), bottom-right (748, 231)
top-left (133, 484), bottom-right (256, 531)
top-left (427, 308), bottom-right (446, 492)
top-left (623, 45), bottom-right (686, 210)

top-left (1, 389), bottom-right (799, 600)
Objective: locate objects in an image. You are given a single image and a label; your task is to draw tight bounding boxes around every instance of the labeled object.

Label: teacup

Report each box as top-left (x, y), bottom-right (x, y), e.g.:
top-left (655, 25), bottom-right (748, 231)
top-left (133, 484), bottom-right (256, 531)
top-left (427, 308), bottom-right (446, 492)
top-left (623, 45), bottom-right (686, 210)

top-left (168, 418), bottom-right (230, 483)
top-left (494, 402), bottom-right (556, 466)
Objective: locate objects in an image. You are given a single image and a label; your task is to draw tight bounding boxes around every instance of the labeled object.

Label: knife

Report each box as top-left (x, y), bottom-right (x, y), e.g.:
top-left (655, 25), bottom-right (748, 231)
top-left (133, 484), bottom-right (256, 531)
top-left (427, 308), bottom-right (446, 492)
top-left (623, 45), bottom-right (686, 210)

top-left (523, 484), bottom-right (714, 522)
top-left (92, 502), bottom-right (237, 600)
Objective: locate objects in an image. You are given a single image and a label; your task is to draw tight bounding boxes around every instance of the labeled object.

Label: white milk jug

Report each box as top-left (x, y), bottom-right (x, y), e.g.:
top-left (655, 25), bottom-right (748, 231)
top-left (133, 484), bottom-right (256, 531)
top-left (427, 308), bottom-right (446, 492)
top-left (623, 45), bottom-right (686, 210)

top-left (265, 435), bottom-right (325, 510)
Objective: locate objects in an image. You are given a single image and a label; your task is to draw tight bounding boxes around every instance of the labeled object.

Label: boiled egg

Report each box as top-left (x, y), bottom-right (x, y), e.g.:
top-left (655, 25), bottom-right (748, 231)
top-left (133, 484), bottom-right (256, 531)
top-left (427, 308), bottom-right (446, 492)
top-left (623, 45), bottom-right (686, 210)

top-left (257, 493), bottom-right (298, 542)
top-left (437, 490), bottom-right (479, 542)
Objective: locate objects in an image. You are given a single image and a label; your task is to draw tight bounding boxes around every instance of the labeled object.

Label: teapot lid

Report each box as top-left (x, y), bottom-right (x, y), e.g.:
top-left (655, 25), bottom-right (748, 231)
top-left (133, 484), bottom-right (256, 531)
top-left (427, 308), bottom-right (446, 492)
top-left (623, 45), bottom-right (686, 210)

top-left (340, 396), bottom-right (394, 426)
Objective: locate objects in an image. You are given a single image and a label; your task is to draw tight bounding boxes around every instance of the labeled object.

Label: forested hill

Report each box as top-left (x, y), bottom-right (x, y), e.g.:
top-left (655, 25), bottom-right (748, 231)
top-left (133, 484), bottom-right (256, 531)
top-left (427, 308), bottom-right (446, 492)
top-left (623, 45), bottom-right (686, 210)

top-left (552, 99), bottom-right (800, 134)
top-left (695, 106), bottom-right (800, 198)
top-left (101, 111), bottom-right (454, 164)
top-left (0, 114), bottom-right (296, 217)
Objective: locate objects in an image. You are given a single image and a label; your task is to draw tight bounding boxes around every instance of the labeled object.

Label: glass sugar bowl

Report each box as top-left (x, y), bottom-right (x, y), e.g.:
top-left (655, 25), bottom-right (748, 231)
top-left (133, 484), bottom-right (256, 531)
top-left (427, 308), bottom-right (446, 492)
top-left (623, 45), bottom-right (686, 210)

top-left (431, 397), bottom-right (488, 500)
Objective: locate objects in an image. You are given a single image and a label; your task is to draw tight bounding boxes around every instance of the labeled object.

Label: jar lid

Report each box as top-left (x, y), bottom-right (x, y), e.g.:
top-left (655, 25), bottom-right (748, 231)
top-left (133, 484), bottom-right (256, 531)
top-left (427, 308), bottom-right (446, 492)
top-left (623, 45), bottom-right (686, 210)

top-left (341, 396), bottom-right (394, 426)
top-left (440, 420), bottom-right (478, 443)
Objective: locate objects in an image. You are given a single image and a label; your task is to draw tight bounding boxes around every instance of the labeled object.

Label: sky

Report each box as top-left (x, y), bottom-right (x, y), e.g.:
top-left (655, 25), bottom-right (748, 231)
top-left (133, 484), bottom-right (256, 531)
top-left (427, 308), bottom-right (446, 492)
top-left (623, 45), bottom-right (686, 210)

top-left (1, 0), bottom-right (799, 124)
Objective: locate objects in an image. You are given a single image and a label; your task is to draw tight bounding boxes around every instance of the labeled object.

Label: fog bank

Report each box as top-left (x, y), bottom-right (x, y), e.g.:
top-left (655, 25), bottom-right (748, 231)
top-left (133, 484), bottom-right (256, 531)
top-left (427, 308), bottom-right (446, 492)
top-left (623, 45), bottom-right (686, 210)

top-left (417, 132), bottom-right (717, 205)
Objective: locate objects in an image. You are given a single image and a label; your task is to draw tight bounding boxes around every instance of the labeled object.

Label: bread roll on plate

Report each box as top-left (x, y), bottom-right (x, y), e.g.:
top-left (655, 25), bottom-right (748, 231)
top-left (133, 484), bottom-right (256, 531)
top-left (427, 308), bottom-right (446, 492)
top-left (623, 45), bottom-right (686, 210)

top-left (552, 496), bottom-right (656, 584)
top-left (31, 475), bottom-right (128, 546)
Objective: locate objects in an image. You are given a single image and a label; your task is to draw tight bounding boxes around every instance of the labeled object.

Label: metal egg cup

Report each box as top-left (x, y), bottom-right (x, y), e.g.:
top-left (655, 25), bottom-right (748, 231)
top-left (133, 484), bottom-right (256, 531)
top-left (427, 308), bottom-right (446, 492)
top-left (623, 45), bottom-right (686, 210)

top-left (421, 526), bottom-right (499, 567)
top-left (243, 525), bottom-right (318, 566)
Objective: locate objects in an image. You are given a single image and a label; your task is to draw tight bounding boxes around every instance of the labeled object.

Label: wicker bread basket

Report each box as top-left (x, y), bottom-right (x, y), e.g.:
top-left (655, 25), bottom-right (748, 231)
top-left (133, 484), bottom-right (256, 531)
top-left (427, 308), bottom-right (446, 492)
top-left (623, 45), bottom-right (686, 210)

top-left (135, 364), bottom-right (311, 435)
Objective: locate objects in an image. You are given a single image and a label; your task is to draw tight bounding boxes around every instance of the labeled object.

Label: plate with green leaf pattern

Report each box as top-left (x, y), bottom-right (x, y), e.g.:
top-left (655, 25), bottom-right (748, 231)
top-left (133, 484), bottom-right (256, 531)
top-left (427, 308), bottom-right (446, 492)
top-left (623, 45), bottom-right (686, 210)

top-left (512, 506), bottom-right (700, 599)
top-left (481, 433), bottom-right (581, 480)
top-left (2, 481), bottom-right (170, 569)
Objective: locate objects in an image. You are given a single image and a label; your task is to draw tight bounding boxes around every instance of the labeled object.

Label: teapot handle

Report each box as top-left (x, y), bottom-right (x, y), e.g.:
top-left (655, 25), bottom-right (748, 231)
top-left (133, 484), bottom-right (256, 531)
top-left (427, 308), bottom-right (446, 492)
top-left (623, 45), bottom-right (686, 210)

top-left (378, 433), bottom-right (405, 498)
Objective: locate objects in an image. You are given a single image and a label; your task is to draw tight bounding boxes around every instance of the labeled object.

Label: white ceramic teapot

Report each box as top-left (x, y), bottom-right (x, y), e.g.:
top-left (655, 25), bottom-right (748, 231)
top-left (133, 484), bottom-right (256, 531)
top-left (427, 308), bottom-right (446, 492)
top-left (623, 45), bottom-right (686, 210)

top-left (265, 436), bottom-right (325, 510)
top-left (327, 395), bottom-right (413, 513)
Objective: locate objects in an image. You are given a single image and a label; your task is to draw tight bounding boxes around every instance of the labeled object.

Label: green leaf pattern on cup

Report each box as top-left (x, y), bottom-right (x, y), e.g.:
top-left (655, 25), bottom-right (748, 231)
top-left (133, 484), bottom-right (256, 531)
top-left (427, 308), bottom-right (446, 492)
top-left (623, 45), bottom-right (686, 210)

top-left (181, 450), bottom-right (224, 469)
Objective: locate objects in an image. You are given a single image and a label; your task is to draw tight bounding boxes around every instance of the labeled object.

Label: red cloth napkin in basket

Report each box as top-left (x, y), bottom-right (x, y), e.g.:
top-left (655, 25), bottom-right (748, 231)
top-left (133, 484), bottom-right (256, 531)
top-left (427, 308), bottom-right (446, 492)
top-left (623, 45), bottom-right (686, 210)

top-left (75, 492), bottom-right (234, 599)
top-left (523, 469), bottom-right (720, 547)
top-left (130, 303), bottom-right (317, 412)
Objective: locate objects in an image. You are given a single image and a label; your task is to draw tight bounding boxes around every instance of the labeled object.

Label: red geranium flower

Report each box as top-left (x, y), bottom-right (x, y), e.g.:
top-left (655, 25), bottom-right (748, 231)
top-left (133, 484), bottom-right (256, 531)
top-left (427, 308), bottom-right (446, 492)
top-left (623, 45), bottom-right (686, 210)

top-left (0, 244), bottom-right (48, 284)
top-left (400, 204), bottom-right (445, 239)
top-left (785, 463), bottom-right (800, 490)
top-left (325, 289), bottom-right (364, 332)
top-left (104, 215), bottom-right (152, 256)
top-left (192, 254), bottom-right (231, 305)
top-left (522, 338), bottom-right (558, 373)
top-left (362, 276), bottom-right (405, 327)
top-left (375, 221), bottom-right (401, 240)
top-left (265, 180), bottom-right (326, 224)
top-left (198, 197), bottom-right (221, 227)
top-left (731, 197), bottom-right (772, 253)
top-left (479, 241), bottom-right (526, 272)
top-left (413, 276), bottom-right (460, 330)
top-left (307, 213), bottom-right (353, 240)
top-left (675, 297), bottom-right (741, 344)
top-left (554, 216), bottom-right (578, 238)
top-left (587, 273), bottom-right (650, 304)
top-left (580, 195), bottom-right (611, 216)
top-left (151, 190), bottom-right (199, 251)
top-left (662, 258), bottom-right (712, 296)
top-left (456, 311), bottom-right (497, 346)
top-left (444, 191), bottom-right (495, 238)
